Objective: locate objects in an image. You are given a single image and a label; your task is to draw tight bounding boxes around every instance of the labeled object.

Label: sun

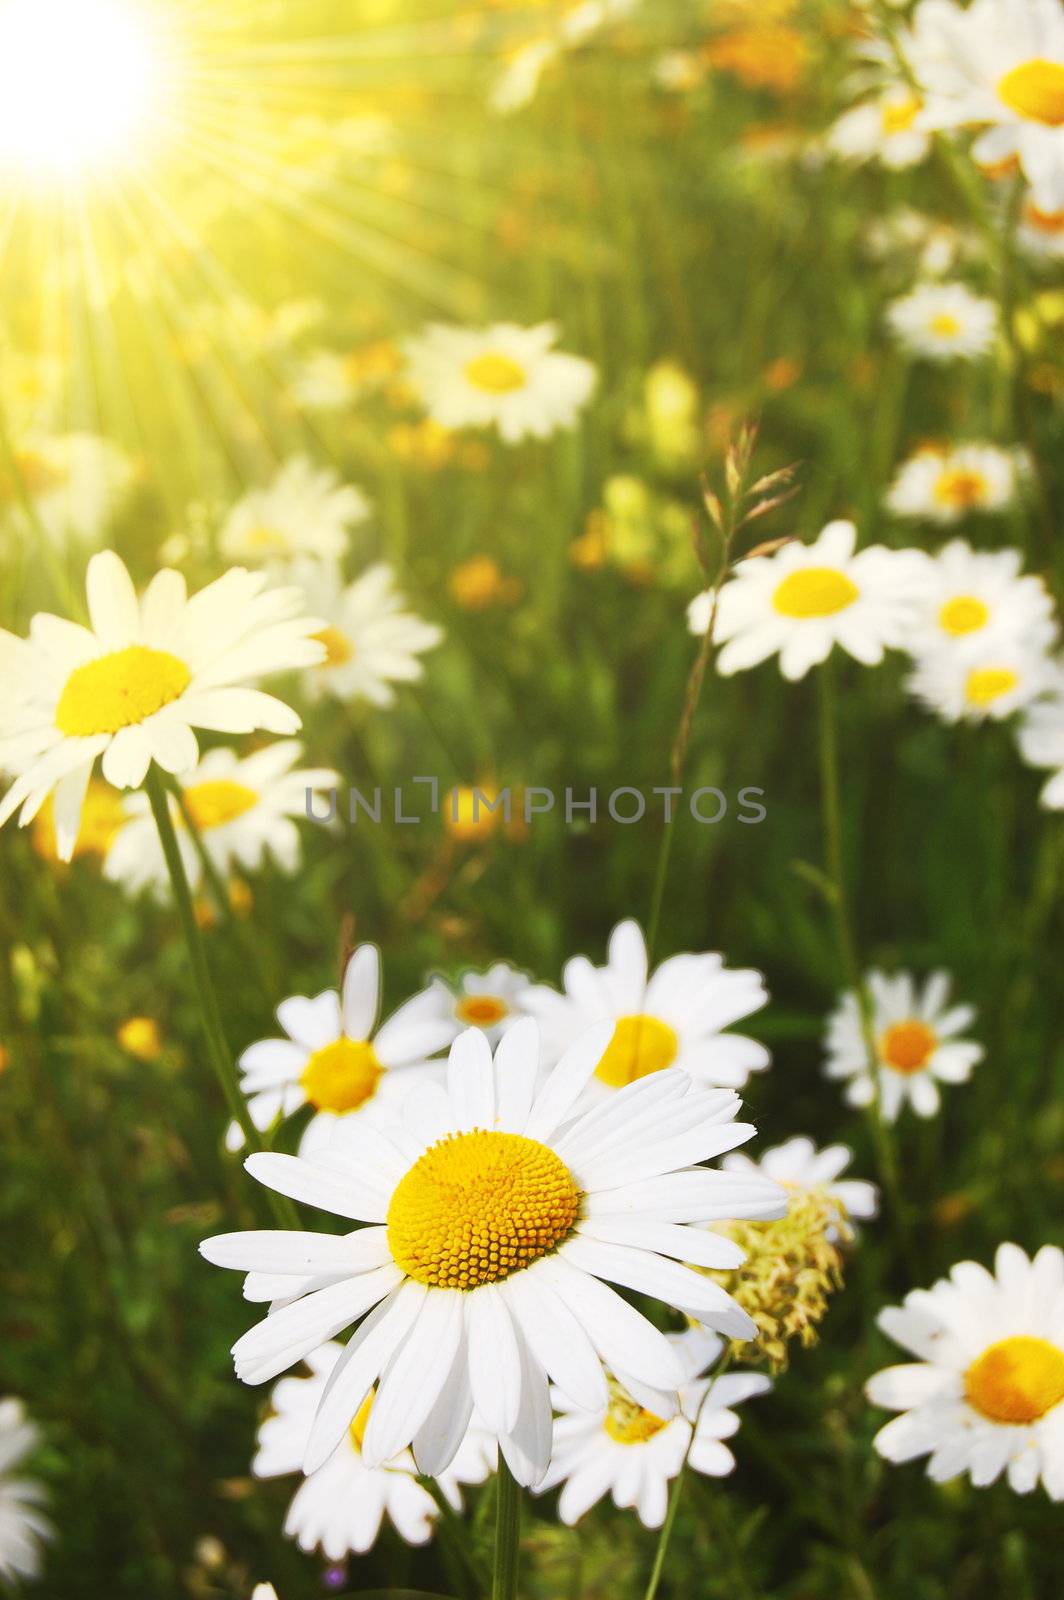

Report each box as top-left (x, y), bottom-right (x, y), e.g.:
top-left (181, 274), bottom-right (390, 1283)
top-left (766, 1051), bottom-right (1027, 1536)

top-left (0, 0), bottom-right (172, 182)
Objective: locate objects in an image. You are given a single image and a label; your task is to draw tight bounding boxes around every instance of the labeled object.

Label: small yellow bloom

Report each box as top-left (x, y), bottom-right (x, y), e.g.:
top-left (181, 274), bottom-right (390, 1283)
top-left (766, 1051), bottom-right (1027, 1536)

top-left (448, 555), bottom-right (522, 611)
top-left (117, 1017), bottom-right (163, 1062)
top-left (444, 784), bottom-right (525, 843)
top-left (31, 781), bottom-right (127, 863)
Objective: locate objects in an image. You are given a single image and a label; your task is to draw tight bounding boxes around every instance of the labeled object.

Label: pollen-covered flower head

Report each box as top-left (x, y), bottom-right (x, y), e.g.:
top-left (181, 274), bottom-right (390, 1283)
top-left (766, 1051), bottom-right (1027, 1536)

top-left (0, 551), bottom-right (325, 860)
top-left (886, 282), bottom-right (999, 360)
top-left (201, 1019), bottom-right (785, 1487)
top-left (867, 1243), bottom-right (1064, 1498)
top-left (518, 918), bottom-right (770, 1092)
top-left (403, 322), bottom-right (597, 443)
top-left (825, 968), bottom-right (984, 1120)
top-left (691, 519), bottom-right (928, 681)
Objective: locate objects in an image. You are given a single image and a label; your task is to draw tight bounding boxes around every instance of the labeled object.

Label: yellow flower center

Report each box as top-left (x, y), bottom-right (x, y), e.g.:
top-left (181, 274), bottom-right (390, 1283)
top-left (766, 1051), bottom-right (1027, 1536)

top-left (879, 1019), bottom-right (937, 1075)
top-left (997, 59), bottom-right (1064, 126)
top-left (933, 468), bottom-right (990, 510)
top-left (55, 646), bottom-right (191, 737)
top-left (300, 1037), bottom-right (384, 1113)
top-left (604, 1383), bottom-right (670, 1445)
top-left (386, 1129), bottom-right (580, 1289)
top-left (455, 994), bottom-right (510, 1027)
top-left (881, 96), bottom-right (921, 135)
top-left (242, 525), bottom-right (292, 554)
top-left (595, 1013), bottom-right (679, 1088)
top-left (31, 780), bottom-right (127, 861)
top-left (349, 1388), bottom-right (375, 1452)
top-left (965, 1336), bottom-right (1064, 1424)
top-left (1024, 200), bottom-right (1064, 235)
top-left (929, 312), bottom-right (961, 338)
top-left (772, 567), bottom-right (859, 619)
top-left (463, 352), bottom-right (527, 394)
top-left (965, 666), bottom-right (1019, 707)
top-left (313, 625), bottom-right (354, 667)
top-left (939, 595), bottom-right (990, 636)
top-left (182, 780), bottom-right (258, 832)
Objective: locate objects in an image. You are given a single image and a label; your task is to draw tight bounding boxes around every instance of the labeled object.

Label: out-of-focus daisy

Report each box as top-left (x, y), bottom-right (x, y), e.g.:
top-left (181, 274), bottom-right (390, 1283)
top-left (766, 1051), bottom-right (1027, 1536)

top-left (909, 0), bottom-right (1064, 210)
top-left (103, 742), bottom-right (339, 898)
top-left (825, 969), bottom-right (984, 1120)
top-left (229, 943), bottom-right (453, 1153)
top-left (0, 1397), bottom-right (52, 1585)
top-left (536, 1329), bottom-right (769, 1528)
top-left (403, 323), bottom-right (596, 444)
top-left (1017, 664), bottom-right (1064, 806)
top-left (202, 1020), bottom-right (786, 1487)
top-left (901, 540), bottom-right (1057, 660)
top-left (1018, 194), bottom-right (1064, 256)
top-left (723, 1136), bottom-right (878, 1236)
top-left (867, 1242), bottom-right (1064, 1497)
top-left (690, 519), bottom-right (928, 681)
top-left (416, 963), bottom-right (532, 1047)
top-left (0, 433), bottom-right (134, 548)
top-left (828, 86), bottom-right (931, 168)
top-left (219, 458), bottom-right (371, 566)
top-left (290, 341), bottom-right (401, 412)
top-left (518, 919), bottom-right (770, 1091)
top-left (293, 560), bottom-right (443, 708)
top-left (908, 638), bottom-right (1055, 721)
top-left (0, 552), bottom-right (324, 861)
top-left (490, 38), bottom-right (561, 113)
top-left (886, 283), bottom-right (999, 360)
top-left (253, 1342), bottom-right (494, 1558)
top-left (252, 1587), bottom-right (278, 1600)
top-left (30, 779), bottom-right (126, 864)
top-left (886, 445), bottom-right (1028, 523)
top-left (863, 209), bottom-right (979, 278)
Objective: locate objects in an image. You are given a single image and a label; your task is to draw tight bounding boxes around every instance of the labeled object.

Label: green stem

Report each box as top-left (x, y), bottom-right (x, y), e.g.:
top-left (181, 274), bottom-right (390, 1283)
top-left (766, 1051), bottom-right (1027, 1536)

top-left (643, 1354), bottom-right (733, 1600)
top-left (419, 1478), bottom-right (487, 1598)
top-left (492, 1454), bottom-right (522, 1600)
top-left (144, 768), bottom-right (297, 1228)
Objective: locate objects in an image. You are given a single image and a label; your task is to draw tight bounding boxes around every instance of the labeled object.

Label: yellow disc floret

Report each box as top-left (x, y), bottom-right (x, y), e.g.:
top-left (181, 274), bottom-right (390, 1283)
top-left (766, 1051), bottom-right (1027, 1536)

top-left (455, 994), bottom-right (510, 1027)
top-left (300, 1037), bottom-right (384, 1113)
top-left (464, 352), bottom-right (527, 393)
top-left (595, 1014), bottom-right (679, 1088)
top-left (965, 666), bottom-right (1019, 708)
top-left (387, 1129), bottom-right (580, 1289)
top-left (939, 595), bottom-right (990, 636)
top-left (56, 646), bottom-right (191, 737)
top-left (314, 625), bottom-right (354, 667)
top-left (772, 567), bottom-right (859, 618)
top-left (604, 1382), bottom-right (670, 1445)
top-left (929, 313), bottom-right (961, 339)
top-left (182, 780), bottom-right (258, 832)
top-left (349, 1388), bottom-right (375, 1452)
top-left (933, 469), bottom-right (990, 511)
top-left (997, 60), bottom-right (1064, 126)
top-left (879, 1019), bottom-right (937, 1075)
top-left (965, 1336), bottom-right (1064, 1424)
top-left (881, 96), bottom-right (921, 135)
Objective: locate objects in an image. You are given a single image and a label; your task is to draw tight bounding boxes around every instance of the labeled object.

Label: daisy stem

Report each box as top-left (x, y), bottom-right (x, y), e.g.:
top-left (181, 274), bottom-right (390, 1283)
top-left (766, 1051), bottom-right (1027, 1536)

top-left (491, 1455), bottom-right (522, 1600)
top-left (643, 1353), bottom-right (734, 1600)
top-left (419, 1478), bottom-right (488, 1597)
top-left (144, 768), bottom-right (298, 1229)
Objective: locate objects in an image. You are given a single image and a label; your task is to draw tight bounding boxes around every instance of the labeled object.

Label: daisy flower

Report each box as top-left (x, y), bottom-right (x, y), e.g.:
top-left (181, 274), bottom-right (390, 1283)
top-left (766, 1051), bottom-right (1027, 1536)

top-left (293, 560), bottom-right (443, 708)
top-left (536, 1328), bottom-right (769, 1528)
top-left (1017, 664), bottom-right (1064, 806)
top-left (403, 322), bottom-right (597, 444)
top-left (415, 962), bottom-right (533, 1047)
top-left (689, 519), bottom-right (928, 681)
top-left (867, 1242), bottom-right (1064, 1497)
top-left (102, 741), bottom-right (339, 898)
top-left (827, 86), bottom-right (931, 168)
top-left (219, 458), bottom-right (371, 566)
top-left (1, 432), bottom-right (134, 548)
top-left (1017, 194), bottom-right (1064, 256)
top-left (723, 1136), bottom-right (878, 1237)
top-left (0, 551), bottom-right (324, 861)
top-left (252, 1588), bottom-right (278, 1600)
top-left (909, 0), bottom-right (1064, 210)
top-left (253, 1342), bottom-right (495, 1558)
top-left (518, 919), bottom-right (770, 1092)
top-left (0, 1397), bottom-right (52, 1585)
top-left (908, 637), bottom-right (1055, 721)
top-left (900, 540), bottom-right (1057, 659)
top-left (885, 445), bottom-right (1028, 523)
top-left (229, 943), bottom-right (454, 1153)
top-left (825, 969), bottom-right (984, 1120)
top-left (886, 283), bottom-right (999, 360)
top-left (201, 1020), bottom-right (786, 1487)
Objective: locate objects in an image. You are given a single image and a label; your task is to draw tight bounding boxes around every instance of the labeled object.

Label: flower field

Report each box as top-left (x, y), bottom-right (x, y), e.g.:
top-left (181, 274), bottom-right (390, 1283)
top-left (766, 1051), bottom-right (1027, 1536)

top-left (1, 2), bottom-right (1063, 1598)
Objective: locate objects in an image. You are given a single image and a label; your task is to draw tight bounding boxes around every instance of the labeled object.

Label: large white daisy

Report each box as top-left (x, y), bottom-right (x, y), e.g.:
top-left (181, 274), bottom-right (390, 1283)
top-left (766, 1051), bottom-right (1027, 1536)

top-left (293, 560), bottom-right (443, 708)
top-left (229, 943), bottom-right (454, 1153)
top-left (103, 741), bottom-right (338, 898)
top-left (0, 1398), bottom-right (52, 1585)
top-left (536, 1328), bottom-right (769, 1528)
top-left (254, 1342), bottom-right (494, 1558)
top-left (723, 1135), bottom-right (878, 1237)
top-left (219, 458), bottom-right (370, 566)
top-left (909, 0), bottom-right (1064, 209)
top-left (867, 1243), bottom-right (1064, 1497)
top-left (825, 969), bottom-right (984, 1121)
top-left (403, 322), bottom-right (597, 444)
top-left (690, 520), bottom-right (928, 681)
top-left (201, 1020), bottom-right (786, 1487)
top-left (885, 445), bottom-right (1028, 524)
top-left (886, 283), bottom-right (999, 361)
top-left (517, 919), bottom-right (770, 1092)
top-left (0, 552), bottom-right (324, 860)
top-left (1017, 663), bottom-right (1064, 806)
